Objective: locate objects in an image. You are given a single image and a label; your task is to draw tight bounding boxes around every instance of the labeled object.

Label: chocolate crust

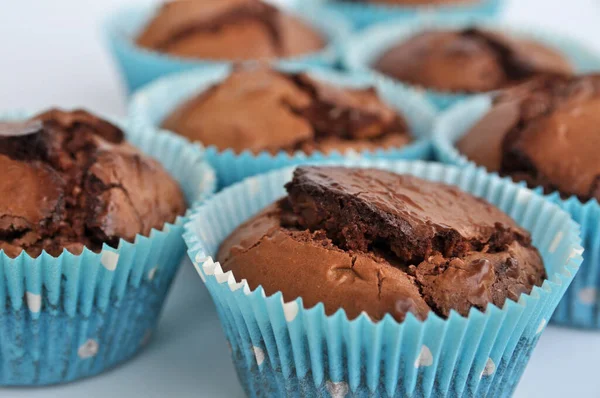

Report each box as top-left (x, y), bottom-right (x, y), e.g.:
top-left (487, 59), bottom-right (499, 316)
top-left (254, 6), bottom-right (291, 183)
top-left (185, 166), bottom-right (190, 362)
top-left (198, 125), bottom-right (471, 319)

top-left (374, 28), bottom-right (572, 93)
top-left (162, 66), bottom-right (411, 155)
top-left (0, 109), bottom-right (186, 258)
top-left (136, 0), bottom-right (324, 60)
top-left (218, 166), bottom-right (546, 322)
top-left (458, 74), bottom-right (600, 202)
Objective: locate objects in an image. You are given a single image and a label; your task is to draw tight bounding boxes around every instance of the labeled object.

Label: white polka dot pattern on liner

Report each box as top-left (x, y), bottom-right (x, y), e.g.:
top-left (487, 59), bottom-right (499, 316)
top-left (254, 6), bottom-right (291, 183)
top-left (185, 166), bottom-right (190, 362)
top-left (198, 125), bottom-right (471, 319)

top-left (247, 177), bottom-right (261, 197)
top-left (148, 265), bottom-right (158, 281)
top-left (326, 381), bottom-right (349, 398)
top-left (415, 345), bottom-right (433, 368)
top-left (548, 231), bottom-right (563, 254)
top-left (26, 292), bottom-right (42, 313)
top-left (481, 358), bottom-right (496, 377)
top-left (100, 250), bottom-right (119, 271)
top-left (578, 287), bottom-right (597, 305)
top-left (536, 319), bottom-right (547, 335)
top-left (201, 173), bottom-right (215, 194)
top-left (252, 346), bottom-right (265, 366)
top-left (78, 339), bottom-right (99, 359)
top-left (281, 298), bottom-right (299, 322)
top-left (148, 266), bottom-right (158, 281)
top-left (514, 189), bottom-right (533, 206)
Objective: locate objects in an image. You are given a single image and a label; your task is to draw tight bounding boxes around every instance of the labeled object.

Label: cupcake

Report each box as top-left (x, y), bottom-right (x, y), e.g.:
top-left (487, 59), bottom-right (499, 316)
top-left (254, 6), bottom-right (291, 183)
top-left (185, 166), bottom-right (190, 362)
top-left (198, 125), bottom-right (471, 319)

top-left (136, 0), bottom-right (324, 61)
top-left (305, 0), bottom-right (503, 30)
top-left (0, 109), bottom-right (214, 385)
top-left (162, 65), bottom-right (413, 156)
top-left (455, 74), bottom-right (598, 201)
top-left (434, 74), bottom-right (600, 328)
top-left (374, 28), bottom-right (572, 93)
top-left (218, 166), bottom-right (546, 321)
top-left (130, 64), bottom-right (436, 187)
top-left (343, 19), bottom-right (600, 109)
top-left (0, 109), bottom-right (186, 257)
top-left (185, 162), bottom-right (581, 397)
top-left (105, 0), bottom-right (350, 91)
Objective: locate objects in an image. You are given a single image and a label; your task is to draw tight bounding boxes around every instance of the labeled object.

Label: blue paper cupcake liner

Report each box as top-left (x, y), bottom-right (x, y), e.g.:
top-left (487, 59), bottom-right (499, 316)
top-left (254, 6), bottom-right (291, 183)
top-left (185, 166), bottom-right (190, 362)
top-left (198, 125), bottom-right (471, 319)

top-left (104, 3), bottom-right (351, 93)
top-left (0, 110), bottom-right (216, 385)
top-left (183, 160), bottom-right (582, 397)
top-left (433, 98), bottom-right (600, 329)
top-left (129, 63), bottom-right (437, 189)
top-left (342, 17), bottom-right (600, 110)
top-left (305, 0), bottom-right (503, 30)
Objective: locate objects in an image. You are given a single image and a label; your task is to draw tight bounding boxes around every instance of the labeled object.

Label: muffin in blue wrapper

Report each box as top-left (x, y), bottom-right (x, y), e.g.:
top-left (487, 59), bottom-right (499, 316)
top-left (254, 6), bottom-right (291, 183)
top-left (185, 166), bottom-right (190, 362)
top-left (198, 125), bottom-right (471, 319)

top-left (129, 63), bottom-right (437, 189)
top-left (0, 110), bottom-right (216, 385)
top-left (183, 159), bottom-right (582, 397)
top-left (433, 92), bottom-right (600, 329)
top-left (342, 17), bottom-right (600, 110)
top-left (305, 0), bottom-right (503, 30)
top-left (104, 2), bottom-right (351, 93)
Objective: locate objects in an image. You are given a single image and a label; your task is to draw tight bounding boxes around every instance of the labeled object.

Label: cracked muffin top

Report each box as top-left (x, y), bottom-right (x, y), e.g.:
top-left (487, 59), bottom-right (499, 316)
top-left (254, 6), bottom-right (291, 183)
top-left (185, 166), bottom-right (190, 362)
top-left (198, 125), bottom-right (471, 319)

top-left (135, 0), bottom-right (324, 60)
top-left (217, 166), bottom-right (546, 322)
top-left (162, 66), bottom-right (412, 155)
top-left (0, 109), bottom-right (186, 258)
top-left (457, 74), bottom-right (600, 202)
top-left (374, 28), bottom-right (573, 93)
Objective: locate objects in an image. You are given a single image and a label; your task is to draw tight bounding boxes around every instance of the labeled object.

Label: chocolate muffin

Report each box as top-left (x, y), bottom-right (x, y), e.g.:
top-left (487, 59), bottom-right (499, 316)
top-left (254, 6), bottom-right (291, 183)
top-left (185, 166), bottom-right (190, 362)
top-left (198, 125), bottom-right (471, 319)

top-left (162, 66), bottom-right (412, 155)
top-left (217, 166), bottom-right (545, 322)
top-left (0, 109), bottom-right (187, 258)
top-left (457, 74), bottom-right (600, 202)
top-left (136, 0), bottom-right (324, 60)
top-left (374, 28), bottom-right (573, 93)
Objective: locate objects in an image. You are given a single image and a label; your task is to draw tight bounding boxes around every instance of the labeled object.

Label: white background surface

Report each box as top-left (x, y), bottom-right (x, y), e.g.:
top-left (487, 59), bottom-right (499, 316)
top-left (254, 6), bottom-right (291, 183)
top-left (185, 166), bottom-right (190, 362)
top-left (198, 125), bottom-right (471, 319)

top-left (1, 0), bottom-right (600, 396)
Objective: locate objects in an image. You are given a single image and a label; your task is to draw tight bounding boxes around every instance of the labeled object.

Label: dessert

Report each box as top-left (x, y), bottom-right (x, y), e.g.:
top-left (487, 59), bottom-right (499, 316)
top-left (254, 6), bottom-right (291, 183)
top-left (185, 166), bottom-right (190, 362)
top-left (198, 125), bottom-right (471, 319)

top-left (374, 28), bottom-right (573, 93)
top-left (457, 74), bottom-right (600, 202)
top-left (0, 109), bottom-right (186, 258)
top-left (162, 66), bottom-right (412, 155)
top-left (136, 0), bottom-right (325, 60)
top-left (217, 166), bottom-right (546, 321)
